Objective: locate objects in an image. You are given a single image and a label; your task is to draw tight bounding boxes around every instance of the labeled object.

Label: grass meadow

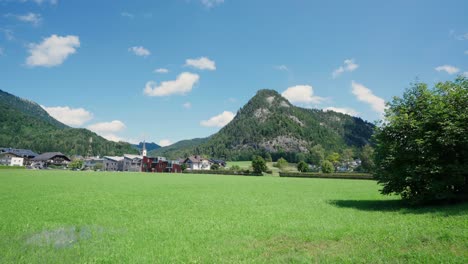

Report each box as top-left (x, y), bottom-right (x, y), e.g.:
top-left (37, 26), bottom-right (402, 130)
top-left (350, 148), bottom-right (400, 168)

top-left (0, 169), bottom-right (467, 263)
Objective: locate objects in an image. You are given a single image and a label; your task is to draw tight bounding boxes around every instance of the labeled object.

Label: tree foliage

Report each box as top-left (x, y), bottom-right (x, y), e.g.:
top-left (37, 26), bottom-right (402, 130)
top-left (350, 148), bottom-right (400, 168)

top-left (275, 157), bottom-right (288, 170)
top-left (297, 161), bottom-right (309, 172)
top-left (252, 155), bottom-right (267, 174)
top-left (321, 160), bottom-right (334, 173)
top-left (68, 160), bottom-right (83, 170)
top-left (374, 77), bottom-right (468, 204)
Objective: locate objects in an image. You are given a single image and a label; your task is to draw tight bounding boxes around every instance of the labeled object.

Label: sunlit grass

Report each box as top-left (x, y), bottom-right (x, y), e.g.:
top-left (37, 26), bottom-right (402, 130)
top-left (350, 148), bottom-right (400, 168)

top-left (0, 169), bottom-right (466, 263)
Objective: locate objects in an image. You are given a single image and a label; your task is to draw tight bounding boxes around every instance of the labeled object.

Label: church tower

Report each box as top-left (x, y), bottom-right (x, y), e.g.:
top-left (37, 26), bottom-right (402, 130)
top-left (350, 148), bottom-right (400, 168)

top-left (142, 141), bottom-right (147, 157)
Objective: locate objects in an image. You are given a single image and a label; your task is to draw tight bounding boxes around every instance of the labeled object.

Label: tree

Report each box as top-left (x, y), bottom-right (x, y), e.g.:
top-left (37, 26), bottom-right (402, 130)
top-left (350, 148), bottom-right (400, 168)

top-left (229, 165), bottom-right (241, 171)
top-left (321, 160), bottom-right (334, 173)
top-left (181, 163), bottom-right (187, 171)
top-left (211, 164), bottom-right (220, 170)
top-left (68, 159), bottom-right (83, 170)
top-left (275, 157), bottom-right (288, 170)
top-left (252, 155), bottom-right (267, 174)
top-left (264, 152), bottom-right (273, 162)
top-left (341, 148), bottom-right (354, 164)
top-left (326, 152), bottom-right (340, 166)
top-left (307, 144), bottom-right (325, 165)
top-left (374, 77), bottom-right (468, 204)
top-left (297, 161), bottom-right (309, 172)
top-left (359, 145), bottom-right (375, 172)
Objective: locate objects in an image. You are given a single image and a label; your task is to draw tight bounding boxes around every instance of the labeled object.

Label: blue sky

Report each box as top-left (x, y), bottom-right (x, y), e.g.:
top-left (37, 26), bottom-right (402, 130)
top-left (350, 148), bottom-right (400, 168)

top-left (1, 0), bottom-right (467, 146)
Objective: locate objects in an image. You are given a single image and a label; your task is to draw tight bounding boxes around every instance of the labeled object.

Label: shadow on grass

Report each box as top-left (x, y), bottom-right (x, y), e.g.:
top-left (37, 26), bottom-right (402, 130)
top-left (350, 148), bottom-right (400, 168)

top-left (328, 199), bottom-right (468, 216)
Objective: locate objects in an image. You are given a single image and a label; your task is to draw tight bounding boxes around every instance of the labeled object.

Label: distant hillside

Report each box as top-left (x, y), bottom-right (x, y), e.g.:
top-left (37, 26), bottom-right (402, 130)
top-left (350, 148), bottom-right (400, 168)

top-left (149, 138), bottom-right (209, 158)
top-left (153, 89), bottom-right (374, 161)
top-left (133, 142), bottom-right (161, 152)
top-left (0, 89), bottom-right (138, 156)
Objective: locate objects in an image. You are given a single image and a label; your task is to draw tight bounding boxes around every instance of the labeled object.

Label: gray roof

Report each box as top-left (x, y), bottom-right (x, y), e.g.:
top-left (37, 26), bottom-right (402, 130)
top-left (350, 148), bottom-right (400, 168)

top-left (0, 148), bottom-right (38, 158)
top-left (31, 152), bottom-right (70, 161)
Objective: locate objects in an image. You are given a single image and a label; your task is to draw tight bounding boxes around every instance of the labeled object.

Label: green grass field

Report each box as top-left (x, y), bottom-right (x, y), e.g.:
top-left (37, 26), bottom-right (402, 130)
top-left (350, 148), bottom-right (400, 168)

top-left (0, 169), bottom-right (467, 263)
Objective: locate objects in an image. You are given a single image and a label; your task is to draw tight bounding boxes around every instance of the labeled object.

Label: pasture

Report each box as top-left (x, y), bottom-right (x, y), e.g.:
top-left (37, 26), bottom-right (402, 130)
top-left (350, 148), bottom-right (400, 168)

top-left (0, 169), bottom-right (466, 263)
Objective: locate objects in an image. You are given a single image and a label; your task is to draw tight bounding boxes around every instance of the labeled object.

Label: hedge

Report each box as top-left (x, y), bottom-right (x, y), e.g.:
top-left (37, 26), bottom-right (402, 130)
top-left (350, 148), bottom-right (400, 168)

top-left (183, 170), bottom-right (263, 177)
top-left (0, 165), bottom-right (25, 170)
top-left (279, 172), bottom-right (373, 180)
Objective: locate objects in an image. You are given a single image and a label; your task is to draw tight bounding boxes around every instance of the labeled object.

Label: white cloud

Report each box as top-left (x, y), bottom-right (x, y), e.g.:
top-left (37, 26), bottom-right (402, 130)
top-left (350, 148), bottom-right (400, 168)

top-left (201, 0), bottom-right (224, 8)
top-left (351, 81), bottom-right (386, 115)
top-left (19, 0), bottom-right (58, 4)
top-left (154, 68), bottom-right (169, 73)
top-left (455, 33), bottom-right (468, 40)
top-left (26, 34), bottom-right (80, 67)
top-left (462, 72), bottom-right (468, 77)
top-left (185, 57), bottom-right (216, 70)
top-left (183, 102), bottom-right (192, 109)
top-left (159, 139), bottom-right (172, 147)
top-left (333, 59), bottom-right (359, 78)
top-left (200, 111), bottom-right (235, 127)
top-left (324, 107), bottom-right (359, 116)
top-left (16, 13), bottom-right (42, 26)
top-left (435, 65), bottom-right (460, 75)
top-left (128, 46), bottom-right (150, 57)
top-left (41, 105), bottom-right (93, 126)
top-left (121, 12), bottom-right (134, 19)
top-left (100, 134), bottom-right (125, 142)
top-left (144, 72), bottom-right (199, 97)
top-left (87, 120), bottom-right (126, 134)
top-left (281, 85), bottom-right (325, 105)
top-left (274, 65), bottom-right (289, 71)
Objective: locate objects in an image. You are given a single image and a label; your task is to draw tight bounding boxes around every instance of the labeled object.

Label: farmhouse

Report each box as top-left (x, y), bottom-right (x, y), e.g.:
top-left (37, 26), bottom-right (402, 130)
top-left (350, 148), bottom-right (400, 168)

top-left (183, 155), bottom-right (212, 170)
top-left (31, 152), bottom-right (71, 168)
top-left (0, 148), bottom-right (38, 166)
top-left (84, 156), bottom-right (104, 170)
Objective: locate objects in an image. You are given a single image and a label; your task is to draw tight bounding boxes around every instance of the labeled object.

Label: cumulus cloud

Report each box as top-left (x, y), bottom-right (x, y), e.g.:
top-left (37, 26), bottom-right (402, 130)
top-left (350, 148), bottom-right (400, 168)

top-left (101, 134), bottom-right (125, 142)
top-left (144, 72), bottom-right (199, 97)
top-left (200, 111), bottom-right (235, 127)
top-left (87, 120), bottom-right (126, 134)
top-left (324, 107), bottom-right (359, 117)
top-left (435, 65), bottom-right (460, 75)
top-left (0, 28), bottom-right (14, 41)
top-left (26, 34), bottom-right (80, 67)
top-left (185, 57), bottom-right (216, 70)
top-left (154, 68), bottom-right (169, 73)
top-left (462, 72), bottom-right (468, 77)
top-left (351, 81), bottom-right (386, 115)
top-left (19, 0), bottom-right (58, 4)
top-left (159, 139), bottom-right (172, 147)
top-left (201, 0), bottom-right (224, 8)
top-left (41, 105), bottom-right (93, 126)
top-left (332, 59), bottom-right (359, 78)
top-left (183, 102), bottom-right (192, 109)
top-left (281, 85), bottom-right (325, 105)
top-left (129, 46), bottom-right (150, 57)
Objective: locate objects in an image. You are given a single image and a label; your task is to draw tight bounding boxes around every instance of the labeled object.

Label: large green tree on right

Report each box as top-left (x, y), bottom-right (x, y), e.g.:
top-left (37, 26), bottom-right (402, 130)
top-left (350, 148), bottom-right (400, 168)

top-left (374, 77), bottom-right (468, 204)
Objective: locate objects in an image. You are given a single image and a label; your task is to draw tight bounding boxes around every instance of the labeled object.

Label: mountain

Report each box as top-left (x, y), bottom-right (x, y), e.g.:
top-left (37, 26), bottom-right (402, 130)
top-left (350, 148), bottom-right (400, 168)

top-left (133, 142), bottom-right (161, 152)
top-left (150, 137), bottom-right (208, 158)
top-left (151, 89), bottom-right (374, 161)
top-left (0, 89), bottom-right (138, 156)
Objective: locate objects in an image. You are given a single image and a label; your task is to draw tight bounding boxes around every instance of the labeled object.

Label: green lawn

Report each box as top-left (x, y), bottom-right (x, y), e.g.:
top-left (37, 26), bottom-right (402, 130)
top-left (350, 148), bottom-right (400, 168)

top-left (0, 169), bottom-right (467, 263)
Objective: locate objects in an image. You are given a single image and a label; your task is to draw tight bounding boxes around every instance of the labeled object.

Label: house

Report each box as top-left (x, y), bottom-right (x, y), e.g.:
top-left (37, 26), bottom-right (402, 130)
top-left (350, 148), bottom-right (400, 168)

top-left (10, 157), bottom-right (24, 166)
top-left (84, 156), bottom-right (104, 170)
top-left (103, 156), bottom-right (124, 171)
top-left (122, 154), bottom-right (143, 172)
top-left (31, 152), bottom-right (71, 168)
top-left (183, 155), bottom-right (212, 170)
top-left (0, 148), bottom-right (37, 166)
top-left (141, 156), bottom-right (182, 173)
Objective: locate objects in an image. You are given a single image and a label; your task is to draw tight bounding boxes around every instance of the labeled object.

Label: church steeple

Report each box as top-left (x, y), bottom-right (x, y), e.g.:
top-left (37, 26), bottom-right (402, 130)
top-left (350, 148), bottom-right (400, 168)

top-left (142, 141), bottom-right (147, 157)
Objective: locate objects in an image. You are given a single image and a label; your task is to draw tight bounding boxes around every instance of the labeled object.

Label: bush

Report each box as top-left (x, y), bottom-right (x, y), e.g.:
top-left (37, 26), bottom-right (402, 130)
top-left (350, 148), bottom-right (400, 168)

top-left (321, 160), bottom-right (334, 173)
top-left (297, 161), bottom-right (309, 172)
top-left (275, 157), bottom-right (288, 170)
top-left (279, 172), bottom-right (373, 180)
top-left (68, 160), bottom-right (84, 170)
top-left (374, 77), bottom-right (468, 204)
top-left (211, 164), bottom-right (220, 170)
top-left (252, 155), bottom-right (267, 174)
top-left (229, 165), bottom-right (241, 171)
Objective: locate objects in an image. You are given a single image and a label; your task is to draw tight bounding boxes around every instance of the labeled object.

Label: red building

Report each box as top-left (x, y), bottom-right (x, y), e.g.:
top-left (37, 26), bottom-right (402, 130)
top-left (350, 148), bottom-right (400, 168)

top-left (141, 157), bottom-right (182, 173)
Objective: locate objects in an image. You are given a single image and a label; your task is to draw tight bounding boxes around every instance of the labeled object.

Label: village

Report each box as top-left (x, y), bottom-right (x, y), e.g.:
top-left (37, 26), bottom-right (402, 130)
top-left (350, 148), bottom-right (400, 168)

top-left (0, 144), bottom-right (227, 173)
